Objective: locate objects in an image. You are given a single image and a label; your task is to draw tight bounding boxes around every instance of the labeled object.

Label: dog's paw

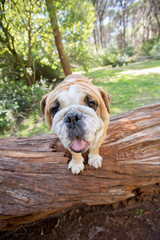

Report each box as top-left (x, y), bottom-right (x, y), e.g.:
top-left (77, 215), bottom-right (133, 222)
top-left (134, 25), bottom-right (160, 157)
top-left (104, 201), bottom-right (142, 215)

top-left (68, 159), bottom-right (84, 175)
top-left (88, 153), bottom-right (102, 169)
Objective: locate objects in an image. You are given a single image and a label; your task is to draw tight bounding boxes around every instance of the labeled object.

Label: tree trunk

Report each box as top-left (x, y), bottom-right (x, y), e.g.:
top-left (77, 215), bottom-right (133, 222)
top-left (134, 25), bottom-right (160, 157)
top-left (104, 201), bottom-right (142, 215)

top-left (149, 0), bottom-right (160, 38)
top-left (154, 10), bottom-right (160, 38)
top-left (99, 18), bottom-right (104, 48)
top-left (93, 28), bottom-right (98, 52)
top-left (45, 0), bottom-right (72, 77)
top-left (0, 103), bottom-right (160, 231)
top-left (121, 0), bottom-right (126, 53)
top-left (13, 50), bottom-right (33, 86)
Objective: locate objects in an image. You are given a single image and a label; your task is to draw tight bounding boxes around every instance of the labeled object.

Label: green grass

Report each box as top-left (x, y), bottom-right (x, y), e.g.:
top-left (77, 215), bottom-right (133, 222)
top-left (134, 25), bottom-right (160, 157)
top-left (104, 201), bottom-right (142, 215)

top-left (135, 209), bottom-right (144, 216)
top-left (126, 59), bottom-right (160, 70)
top-left (15, 114), bottom-right (49, 137)
top-left (2, 59), bottom-right (160, 137)
top-left (85, 60), bottom-right (160, 116)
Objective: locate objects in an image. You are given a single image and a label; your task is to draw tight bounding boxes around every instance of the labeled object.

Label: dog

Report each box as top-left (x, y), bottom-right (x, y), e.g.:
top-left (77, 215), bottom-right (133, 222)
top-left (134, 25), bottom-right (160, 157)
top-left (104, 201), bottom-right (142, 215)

top-left (40, 74), bottom-right (110, 174)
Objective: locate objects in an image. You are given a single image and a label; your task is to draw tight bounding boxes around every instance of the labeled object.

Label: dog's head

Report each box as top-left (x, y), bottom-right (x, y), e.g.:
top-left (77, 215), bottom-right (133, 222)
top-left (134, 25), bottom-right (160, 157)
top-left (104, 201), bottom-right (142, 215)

top-left (40, 74), bottom-right (110, 153)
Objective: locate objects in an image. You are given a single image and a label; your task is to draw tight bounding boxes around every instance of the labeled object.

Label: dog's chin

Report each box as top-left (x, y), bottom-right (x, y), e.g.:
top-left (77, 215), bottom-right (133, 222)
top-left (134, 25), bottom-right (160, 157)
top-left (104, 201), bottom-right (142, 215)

top-left (69, 136), bottom-right (90, 153)
top-left (70, 145), bottom-right (90, 153)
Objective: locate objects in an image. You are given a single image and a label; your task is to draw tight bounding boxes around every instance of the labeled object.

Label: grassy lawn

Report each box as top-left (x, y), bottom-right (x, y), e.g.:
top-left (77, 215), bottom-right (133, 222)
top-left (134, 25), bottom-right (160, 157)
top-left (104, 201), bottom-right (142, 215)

top-left (85, 60), bottom-right (160, 116)
top-left (4, 59), bottom-right (160, 137)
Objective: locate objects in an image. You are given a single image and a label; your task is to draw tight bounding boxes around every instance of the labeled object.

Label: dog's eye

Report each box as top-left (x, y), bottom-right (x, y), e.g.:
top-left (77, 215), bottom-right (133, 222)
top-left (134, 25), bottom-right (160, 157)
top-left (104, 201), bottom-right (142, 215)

top-left (85, 95), bottom-right (98, 111)
top-left (50, 107), bottom-right (59, 116)
top-left (50, 100), bottom-right (60, 117)
top-left (88, 101), bottom-right (96, 109)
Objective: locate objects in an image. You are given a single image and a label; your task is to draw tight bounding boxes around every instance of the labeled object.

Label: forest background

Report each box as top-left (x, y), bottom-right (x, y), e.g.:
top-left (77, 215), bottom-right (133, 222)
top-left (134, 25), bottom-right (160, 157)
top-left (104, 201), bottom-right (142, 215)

top-left (0, 0), bottom-right (160, 137)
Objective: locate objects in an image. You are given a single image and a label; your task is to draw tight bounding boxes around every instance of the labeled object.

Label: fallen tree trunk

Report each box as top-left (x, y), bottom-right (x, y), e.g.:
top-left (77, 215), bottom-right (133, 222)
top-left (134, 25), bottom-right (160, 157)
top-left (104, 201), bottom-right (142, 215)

top-left (0, 103), bottom-right (160, 231)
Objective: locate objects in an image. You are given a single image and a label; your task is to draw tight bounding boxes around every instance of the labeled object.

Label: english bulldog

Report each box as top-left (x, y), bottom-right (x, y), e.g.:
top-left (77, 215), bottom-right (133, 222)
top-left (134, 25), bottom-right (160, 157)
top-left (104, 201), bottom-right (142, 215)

top-left (40, 74), bottom-right (110, 174)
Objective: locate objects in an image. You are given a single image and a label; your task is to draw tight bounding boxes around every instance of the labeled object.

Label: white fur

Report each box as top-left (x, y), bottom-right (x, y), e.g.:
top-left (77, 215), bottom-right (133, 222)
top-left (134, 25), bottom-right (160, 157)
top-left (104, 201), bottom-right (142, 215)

top-left (88, 153), bottom-right (102, 168)
top-left (49, 83), bottom-right (105, 174)
top-left (65, 78), bottom-right (75, 83)
top-left (58, 84), bottom-right (84, 107)
top-left (51, 105), bottom-right (101, 149)
top-left (68, 157), bottom-right (84, 174)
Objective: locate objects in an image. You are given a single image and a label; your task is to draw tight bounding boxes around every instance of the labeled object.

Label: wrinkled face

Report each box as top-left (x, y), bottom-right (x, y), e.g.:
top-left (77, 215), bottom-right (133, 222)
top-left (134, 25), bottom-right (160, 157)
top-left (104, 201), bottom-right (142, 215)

top-left (41, 81), bottom-right (110, 153)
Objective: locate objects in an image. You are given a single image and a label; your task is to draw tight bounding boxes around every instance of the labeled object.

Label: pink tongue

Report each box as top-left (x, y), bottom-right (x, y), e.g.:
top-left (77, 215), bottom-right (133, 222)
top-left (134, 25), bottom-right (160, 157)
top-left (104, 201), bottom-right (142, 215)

top-left (71, 137), bottom-right (88, 152)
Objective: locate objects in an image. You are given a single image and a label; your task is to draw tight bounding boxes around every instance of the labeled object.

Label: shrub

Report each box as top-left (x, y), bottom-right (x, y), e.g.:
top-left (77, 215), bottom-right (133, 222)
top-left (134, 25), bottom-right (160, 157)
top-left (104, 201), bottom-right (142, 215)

top-left (66, 43), bottom-right (97, 71)
top-left (101, 50), bottom-right (118, 66)
top-left (0, 78), bottom-right (51, 134)
top-left (101, 48), bottom-right (129, 66)
top-left (150, 40), bottom-right (160, 56)
top-left (35, 59), bottom-right (61, 83)
top-left (140, 36), bottom-right (159, 56)
top-left (124, 46), bottom-right (137, 57)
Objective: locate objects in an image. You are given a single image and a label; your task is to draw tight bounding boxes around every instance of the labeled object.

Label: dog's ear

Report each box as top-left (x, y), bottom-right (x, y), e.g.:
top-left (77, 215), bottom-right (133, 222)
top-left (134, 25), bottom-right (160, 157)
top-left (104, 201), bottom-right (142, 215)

top-left (40, 94), bottom-right (48, 114)
top-left (98, 88), bottom-right (111, 114)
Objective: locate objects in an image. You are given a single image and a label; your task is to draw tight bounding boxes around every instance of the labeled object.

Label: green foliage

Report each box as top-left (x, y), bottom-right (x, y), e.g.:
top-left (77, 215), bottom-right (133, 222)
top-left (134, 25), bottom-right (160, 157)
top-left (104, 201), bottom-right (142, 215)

top-left (135, 209), bottom-right (144, 216)
top-left (60, 0), bottom-right (95, 71)
top-left (150, 40), bottom-right (160, 56)
top-left (35, 58), bottom-right (61, 82)
top-left (0, 78), bottom-right (51, 135)
top-left (0, 0), bottom-right (96, 81)
top-left (101, 50), bottom-right (118, 66)
top-left (0, 51), bottom-right (21, 81)
top-left (140, 37), bottom-right (159, 56)
top-left (100, 49), bottom-right (129, 66)
top-left (67, 44), bottom-right (97, 71)
top-left (125, 46), bottom-right (137, 57)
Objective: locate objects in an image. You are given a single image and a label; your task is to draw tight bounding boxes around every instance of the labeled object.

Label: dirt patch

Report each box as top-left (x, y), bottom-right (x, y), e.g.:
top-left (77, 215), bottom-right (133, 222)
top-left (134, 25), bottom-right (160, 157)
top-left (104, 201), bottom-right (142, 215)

top-left (121, 66), bottom-right (160, 76)
top-left (1, 185), bottom-right (160, 240)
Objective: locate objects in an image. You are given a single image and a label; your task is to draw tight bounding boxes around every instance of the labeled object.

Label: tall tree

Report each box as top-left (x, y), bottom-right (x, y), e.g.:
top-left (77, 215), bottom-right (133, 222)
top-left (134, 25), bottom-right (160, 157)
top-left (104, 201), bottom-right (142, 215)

top-left (93, 0), bottom-right (109, 49)
top-left (148, 0), bottom-right (160, 38)
top-left (92, 0), bottom-right (160, 53)
top-left (60, 0), bottom-right (95, 70)
top-left (45, 0), bottom-right (72, 76)
top-left (0, 0), bottom-right (42, 86)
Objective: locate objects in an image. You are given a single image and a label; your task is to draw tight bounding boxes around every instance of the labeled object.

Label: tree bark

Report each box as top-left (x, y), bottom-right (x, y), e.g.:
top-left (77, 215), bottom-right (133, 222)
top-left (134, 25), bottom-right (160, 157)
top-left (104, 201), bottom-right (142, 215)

top-left (45, 0), bottom-right (72, 77)
top-left (0, 103), bottom-right (160, 231)
top-left (120, 0), bottom-right (126, 53)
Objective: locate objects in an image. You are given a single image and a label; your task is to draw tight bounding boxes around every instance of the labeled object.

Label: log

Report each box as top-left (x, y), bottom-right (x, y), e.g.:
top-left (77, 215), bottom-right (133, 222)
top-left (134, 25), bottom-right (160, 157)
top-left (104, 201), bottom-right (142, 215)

top-left (0, 103), bottom-right (160, 231)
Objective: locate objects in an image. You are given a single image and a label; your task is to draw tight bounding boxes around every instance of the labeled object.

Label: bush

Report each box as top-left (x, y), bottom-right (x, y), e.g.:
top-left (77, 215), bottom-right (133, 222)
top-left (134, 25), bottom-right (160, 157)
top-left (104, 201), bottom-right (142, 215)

top-left (101, 49), bottom-right (129, 66)
top-left (140, 36), bottom-right (159, 56)
top-left (124, 46), bottom-right (137, 57)
top-left (101, 50), bottom-right (118, 66)
top-left (66, 43), bottom-right (97, 71)
top-left (0, 78), bottom-right (51, 134)
top-left (35, 59), bottom-right (61, 83)
top-left (150, 40), bottom-right (160, 56)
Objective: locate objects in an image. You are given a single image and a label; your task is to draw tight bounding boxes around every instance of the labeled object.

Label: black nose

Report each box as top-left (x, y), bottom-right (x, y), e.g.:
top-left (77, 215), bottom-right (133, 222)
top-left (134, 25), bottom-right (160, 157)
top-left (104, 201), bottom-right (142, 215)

top-left (65, 112), bottom-right (82, 128)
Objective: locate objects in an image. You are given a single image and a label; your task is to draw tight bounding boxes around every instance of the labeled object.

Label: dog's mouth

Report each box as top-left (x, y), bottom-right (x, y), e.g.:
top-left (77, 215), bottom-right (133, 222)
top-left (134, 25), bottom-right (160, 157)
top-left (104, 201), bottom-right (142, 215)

top-left (70, 136), bottom-right (89, 153)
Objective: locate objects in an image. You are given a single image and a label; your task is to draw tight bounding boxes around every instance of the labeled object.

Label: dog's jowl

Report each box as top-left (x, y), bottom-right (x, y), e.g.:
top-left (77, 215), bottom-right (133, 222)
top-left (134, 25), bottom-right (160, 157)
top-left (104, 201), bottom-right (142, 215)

top-left (40, 74), bottom-right (110, 174)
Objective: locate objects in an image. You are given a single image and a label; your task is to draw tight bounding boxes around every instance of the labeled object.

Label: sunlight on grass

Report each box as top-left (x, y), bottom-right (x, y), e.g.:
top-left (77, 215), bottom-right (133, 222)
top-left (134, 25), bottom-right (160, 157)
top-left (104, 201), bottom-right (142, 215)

top-left (85, 60), bottom-right (160, 117)
top-left (121, 66), bottom-right (160, 76)
top-left (15, 114), bottom-right (49, 137)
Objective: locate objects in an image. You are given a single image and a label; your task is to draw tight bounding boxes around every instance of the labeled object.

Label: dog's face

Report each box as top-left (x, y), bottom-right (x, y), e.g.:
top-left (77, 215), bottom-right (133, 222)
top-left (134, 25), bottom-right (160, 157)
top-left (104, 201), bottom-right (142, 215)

top-left (40, 75), bottom-right (110, 153)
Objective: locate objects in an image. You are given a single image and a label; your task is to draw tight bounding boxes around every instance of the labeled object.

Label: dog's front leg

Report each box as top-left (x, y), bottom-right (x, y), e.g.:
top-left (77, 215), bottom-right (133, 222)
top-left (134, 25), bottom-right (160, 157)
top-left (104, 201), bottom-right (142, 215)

top-left (88, 147), bottom-right (102, 169)
top-left (88, 131), bottom-right (107, 169)
top-left (68, 152), bottom-right (84, 174)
